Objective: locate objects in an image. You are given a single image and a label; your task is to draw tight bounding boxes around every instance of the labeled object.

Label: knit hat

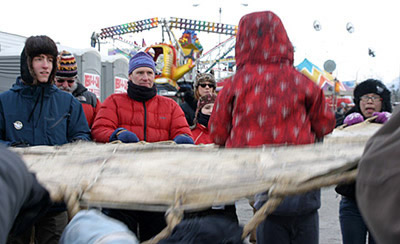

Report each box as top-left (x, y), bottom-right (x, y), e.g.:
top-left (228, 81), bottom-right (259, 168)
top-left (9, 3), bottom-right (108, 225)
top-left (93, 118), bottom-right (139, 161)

top-left (129, 52), bottom-right (155, 74)
top-left (56, 50), bottom-right (78, 78)
top-left (353, 79), bottom-right (392, 113)
top-left (20, 35), bottom-right (58, 85)
top-left (194, 73), bottom-right (216, 100)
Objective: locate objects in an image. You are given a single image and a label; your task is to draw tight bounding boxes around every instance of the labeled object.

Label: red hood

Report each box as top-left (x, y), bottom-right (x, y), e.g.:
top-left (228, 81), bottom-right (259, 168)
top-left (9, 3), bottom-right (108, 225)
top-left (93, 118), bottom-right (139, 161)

top-left (235, 11), bottom-right (294, 69)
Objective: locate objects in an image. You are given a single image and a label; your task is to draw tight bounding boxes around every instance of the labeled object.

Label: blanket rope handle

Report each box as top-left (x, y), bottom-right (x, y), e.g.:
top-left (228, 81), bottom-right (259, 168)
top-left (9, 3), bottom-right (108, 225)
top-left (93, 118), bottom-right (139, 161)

top-left (142, 190), bottom-right (185, 244)
top-left (241, 168), bottom-right (358, 240)
top-left (51, 146), bottom-right (119, 220)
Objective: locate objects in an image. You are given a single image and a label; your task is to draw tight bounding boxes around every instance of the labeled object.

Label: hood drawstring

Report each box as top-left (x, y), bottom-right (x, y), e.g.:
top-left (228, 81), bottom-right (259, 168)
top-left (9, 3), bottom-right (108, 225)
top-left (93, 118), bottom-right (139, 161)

top-left (27, 86), bottom-right (45, 128)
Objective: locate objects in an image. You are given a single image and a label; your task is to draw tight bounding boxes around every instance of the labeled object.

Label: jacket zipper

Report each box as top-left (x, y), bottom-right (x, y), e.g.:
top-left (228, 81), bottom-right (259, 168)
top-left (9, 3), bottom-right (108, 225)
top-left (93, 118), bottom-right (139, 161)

top-left (50, 113), bottom-right (71, 129)
top-left (143, 101), bottom-right (147, 141)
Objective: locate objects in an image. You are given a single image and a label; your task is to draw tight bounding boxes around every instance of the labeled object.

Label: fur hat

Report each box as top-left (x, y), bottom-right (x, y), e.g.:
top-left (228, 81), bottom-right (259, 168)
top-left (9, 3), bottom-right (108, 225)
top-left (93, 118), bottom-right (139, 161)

top-left (353, 79), bottom-right (392, 113)
top-left (128, 52), bottom-right (155, 74)
top-left (20, 35), bottom-right (58, 85)
top-left (194, 73), bottom-right (216, 100)
top-left (56, 50), bottom-right (78, 78)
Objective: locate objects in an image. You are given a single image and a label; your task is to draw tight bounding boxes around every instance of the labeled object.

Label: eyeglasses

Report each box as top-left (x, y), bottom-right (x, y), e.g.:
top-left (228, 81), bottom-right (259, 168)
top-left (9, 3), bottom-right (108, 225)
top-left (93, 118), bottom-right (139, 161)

top-left (360, 95), bottom-right (382, 102)
top-left (198, 83), bottom-right (215, 89)
top-left (56, 78), bottom-right (76, 84)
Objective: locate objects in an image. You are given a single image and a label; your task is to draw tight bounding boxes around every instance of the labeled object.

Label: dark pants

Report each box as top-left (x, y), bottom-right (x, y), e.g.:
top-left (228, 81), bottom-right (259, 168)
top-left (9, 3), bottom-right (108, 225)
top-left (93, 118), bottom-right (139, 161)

top-left (7, 211), bottom-right (68, 244)
top-left (256, 210), bottom-right (319, 244)
top-left (103, 209), bottom-right (166, 242)
top-left (184, 204), bottom-right (238, 223)
top-left (339, 197), bottom-right (376, 244)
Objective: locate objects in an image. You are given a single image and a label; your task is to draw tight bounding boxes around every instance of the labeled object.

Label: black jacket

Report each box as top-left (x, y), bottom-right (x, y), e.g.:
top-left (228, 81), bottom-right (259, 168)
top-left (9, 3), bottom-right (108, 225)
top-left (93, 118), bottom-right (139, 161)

top-left (180, 91), bottom-right (197, 126)
top-left (0, 146), bottom-right (52, 242)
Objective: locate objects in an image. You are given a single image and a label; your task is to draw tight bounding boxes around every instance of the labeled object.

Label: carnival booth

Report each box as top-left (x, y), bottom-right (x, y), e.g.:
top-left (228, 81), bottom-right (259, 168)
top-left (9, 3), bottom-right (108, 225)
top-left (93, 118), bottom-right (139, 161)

top-left (100, 55), bottom-right (129, 101)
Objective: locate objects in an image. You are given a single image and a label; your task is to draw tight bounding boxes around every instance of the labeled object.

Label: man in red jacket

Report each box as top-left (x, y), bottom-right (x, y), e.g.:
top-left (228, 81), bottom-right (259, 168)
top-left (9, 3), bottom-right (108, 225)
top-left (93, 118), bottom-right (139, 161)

top-left (91, 51), bottom-right (193, 145)
top-left (92, 51), bottom-right (193, 242)
top-left (55, 50), bottom-right (100, 128)
top-left (209, 11), bottom-right (335, 244)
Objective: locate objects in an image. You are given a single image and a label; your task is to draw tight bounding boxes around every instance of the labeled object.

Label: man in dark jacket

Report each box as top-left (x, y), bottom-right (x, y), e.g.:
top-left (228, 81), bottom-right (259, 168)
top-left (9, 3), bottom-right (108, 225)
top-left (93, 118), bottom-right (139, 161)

top-left (0, 35), bottom-right (90, 243)
top-left (55, 50), bottom-right (101, 128)
top-left (0, 37), bottom-right (91, 147)
top-left (1, 146), bottom-right (52, 244)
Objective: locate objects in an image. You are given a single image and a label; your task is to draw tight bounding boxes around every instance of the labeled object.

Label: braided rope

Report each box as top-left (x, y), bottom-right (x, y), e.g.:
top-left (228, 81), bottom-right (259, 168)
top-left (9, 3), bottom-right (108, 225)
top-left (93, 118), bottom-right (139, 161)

top-left (55, 146), bottom-right (119, 219)
top-left (241, 168), bottom-right (358, 240)
top-left (142, 190), bottom-right (185, 244)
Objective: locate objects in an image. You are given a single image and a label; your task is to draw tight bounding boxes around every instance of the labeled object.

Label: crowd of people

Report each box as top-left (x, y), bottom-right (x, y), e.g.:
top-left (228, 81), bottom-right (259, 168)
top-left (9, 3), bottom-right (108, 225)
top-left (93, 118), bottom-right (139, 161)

top-left (0, 10), bottom-right (397, 244)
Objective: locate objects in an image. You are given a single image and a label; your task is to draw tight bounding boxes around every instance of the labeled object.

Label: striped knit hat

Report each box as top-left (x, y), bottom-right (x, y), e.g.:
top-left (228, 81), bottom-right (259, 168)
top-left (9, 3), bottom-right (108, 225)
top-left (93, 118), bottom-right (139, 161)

top-left (56, 50), bottom-right (78, 77)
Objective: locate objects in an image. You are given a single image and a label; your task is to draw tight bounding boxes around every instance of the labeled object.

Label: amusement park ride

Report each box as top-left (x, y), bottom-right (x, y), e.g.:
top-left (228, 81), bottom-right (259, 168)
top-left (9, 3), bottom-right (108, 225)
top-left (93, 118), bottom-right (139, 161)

top-left (91, 17), bottom-right (237, 91)
top-left (90, 17), bottom-right (238, 92)
top-left (91, 16), bottom-right (356, 110)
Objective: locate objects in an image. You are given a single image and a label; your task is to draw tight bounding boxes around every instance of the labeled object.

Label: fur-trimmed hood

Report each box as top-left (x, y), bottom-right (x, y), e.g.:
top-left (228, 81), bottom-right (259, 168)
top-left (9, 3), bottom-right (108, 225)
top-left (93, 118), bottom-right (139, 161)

top-left (20, 36), bottom-right (58, 85)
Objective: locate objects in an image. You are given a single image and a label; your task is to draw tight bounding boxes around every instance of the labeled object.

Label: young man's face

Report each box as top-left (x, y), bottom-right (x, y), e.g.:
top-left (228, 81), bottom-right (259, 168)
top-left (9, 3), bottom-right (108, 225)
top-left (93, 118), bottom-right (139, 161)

top-left (129, 67), bottom-right (155, 88)
top-left (32, 54), bottom-right (53, 83)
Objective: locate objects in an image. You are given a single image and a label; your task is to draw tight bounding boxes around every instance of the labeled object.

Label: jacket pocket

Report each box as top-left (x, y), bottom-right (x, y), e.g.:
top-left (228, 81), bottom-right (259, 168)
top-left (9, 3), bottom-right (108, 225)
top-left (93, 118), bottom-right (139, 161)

top-left (45, 113), bottom-right (70, 145)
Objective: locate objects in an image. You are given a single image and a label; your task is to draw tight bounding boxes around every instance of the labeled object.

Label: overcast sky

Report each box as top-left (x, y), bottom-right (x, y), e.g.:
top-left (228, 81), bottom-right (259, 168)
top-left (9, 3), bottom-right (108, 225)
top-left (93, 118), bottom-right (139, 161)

top-left (1, 0), bottom-right (399, 84)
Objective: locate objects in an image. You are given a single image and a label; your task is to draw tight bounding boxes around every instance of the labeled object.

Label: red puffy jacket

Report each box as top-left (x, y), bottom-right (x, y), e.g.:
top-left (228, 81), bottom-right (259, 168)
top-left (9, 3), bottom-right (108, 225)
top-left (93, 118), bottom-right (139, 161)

top-left (209, 11), bottom-right (335, 148)
top-left (91, 93), bottom-right (192, 143)
top-left (191, 123), bottom-right (213, 145)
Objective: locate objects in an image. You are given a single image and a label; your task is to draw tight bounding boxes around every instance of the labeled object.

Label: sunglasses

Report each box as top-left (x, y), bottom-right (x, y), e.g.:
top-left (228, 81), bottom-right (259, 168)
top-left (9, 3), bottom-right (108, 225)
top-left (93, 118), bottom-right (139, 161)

top-left (56, 78), bottom-right (76, 84)
top-left (198, 83), bottom-right (215, 89)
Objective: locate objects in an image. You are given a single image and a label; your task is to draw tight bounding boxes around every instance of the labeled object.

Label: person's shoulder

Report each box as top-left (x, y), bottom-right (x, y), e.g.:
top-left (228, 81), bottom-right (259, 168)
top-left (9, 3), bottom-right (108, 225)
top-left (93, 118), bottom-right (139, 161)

top-left (82, 89), bottom-right (97, 99)
top-left (155, 95), bottom-right (178, 104)
top-left (0, 89), bottom-right (15, 98)
top-left (293, 70), bottom-right (318, 85)
top-left (53, 88), bottom-right (75, 99)
top-left (102, 93), bottom-right (130, 105)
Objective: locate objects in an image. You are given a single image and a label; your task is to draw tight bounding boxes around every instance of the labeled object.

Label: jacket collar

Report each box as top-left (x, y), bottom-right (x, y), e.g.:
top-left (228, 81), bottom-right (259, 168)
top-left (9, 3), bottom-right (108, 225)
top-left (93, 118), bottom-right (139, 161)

top-left (11, 77), bottom-right (58, 98)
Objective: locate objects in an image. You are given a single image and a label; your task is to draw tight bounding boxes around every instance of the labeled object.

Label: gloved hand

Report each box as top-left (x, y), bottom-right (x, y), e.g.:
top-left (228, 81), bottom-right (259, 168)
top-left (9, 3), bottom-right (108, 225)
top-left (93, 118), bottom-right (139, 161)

top-left (110, 128), bottom-right (139, 143)
top-left (173, 134), bottom-right (194, 144)
top-left (372, 111), bottom-right (391, 124)
top-left (343, 112), bottom-right (364, 126)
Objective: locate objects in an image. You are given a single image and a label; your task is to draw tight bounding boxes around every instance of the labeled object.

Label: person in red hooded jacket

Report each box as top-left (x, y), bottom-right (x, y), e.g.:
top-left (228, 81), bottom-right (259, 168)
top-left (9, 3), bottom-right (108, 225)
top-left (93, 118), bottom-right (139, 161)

top-left (191, 93), bottom-right (217, 145)
top-left (209, 11), bottom-right (335, 244)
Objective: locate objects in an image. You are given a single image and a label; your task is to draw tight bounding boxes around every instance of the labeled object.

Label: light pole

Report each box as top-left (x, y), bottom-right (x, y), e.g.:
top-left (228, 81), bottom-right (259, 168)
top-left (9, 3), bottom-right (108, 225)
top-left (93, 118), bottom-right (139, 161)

top-left (192, 1), bottom-right (248, 79)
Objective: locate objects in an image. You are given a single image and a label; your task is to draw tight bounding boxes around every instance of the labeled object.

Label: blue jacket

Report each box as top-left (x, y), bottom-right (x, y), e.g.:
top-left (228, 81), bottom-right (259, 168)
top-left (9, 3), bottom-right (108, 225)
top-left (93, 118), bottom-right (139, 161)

top-left (0, 78), bottom-right (91, 146)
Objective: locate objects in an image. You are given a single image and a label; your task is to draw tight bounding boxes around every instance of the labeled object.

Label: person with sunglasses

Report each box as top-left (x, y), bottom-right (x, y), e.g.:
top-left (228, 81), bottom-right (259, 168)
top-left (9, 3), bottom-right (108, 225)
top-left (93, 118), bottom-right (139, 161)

top-left (335, 78), bottom-right (392, 244)
top-left (55, 50), bottom-right (101, 128)
top-left (180, 72), bottom-right (217, 126)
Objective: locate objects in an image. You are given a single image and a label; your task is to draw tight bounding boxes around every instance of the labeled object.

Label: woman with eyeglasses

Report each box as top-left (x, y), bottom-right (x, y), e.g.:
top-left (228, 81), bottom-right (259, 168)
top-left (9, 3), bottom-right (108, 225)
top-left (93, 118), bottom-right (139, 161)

top-left (339, 79), bottom-right (392, 127)
top-left (180, 72), bottom-right (217, 126)
top-left (335, 78), bottom-right (392, 244)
